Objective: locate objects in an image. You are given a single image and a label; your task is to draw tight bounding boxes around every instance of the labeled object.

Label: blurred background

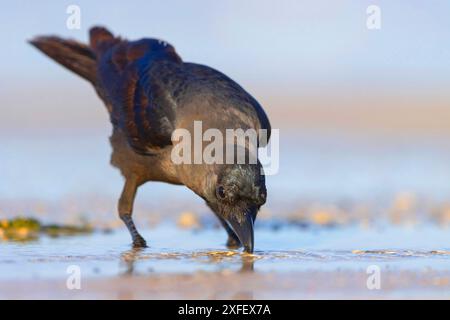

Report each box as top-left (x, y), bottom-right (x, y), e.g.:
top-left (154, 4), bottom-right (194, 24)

top-left (3, 1), bottom-right (450, 299)
top-left (1, 0), bottom-right (450, 228)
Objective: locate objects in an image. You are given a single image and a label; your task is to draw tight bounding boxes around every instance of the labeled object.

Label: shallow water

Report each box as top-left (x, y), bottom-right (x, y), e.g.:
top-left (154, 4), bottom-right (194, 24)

top-left (1, 224), bottom-right (450, 279)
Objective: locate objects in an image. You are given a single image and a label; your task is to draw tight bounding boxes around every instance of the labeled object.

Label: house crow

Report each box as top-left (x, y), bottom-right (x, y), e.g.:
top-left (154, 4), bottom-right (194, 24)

top-left (30, 26), bottom-right (271, 253)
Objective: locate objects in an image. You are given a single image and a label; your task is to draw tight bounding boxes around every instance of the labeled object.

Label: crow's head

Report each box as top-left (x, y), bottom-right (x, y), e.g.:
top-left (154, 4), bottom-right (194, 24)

top-left (205, 161), bottom-right (267, 253)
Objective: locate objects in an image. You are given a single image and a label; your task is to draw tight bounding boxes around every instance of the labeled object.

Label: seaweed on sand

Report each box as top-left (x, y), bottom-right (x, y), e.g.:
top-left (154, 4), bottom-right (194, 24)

top-left (0, 217), bottom-right (93, 241)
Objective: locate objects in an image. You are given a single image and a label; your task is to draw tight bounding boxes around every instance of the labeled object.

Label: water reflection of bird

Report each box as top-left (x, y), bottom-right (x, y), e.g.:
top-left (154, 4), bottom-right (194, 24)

top-left (120, 248), bottom-right (255, 276)
top-left (30, 26), bottom-right (270, 253)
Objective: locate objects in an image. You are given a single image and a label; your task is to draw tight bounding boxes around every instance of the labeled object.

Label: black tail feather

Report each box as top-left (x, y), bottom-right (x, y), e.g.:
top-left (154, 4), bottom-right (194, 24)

top-left (29, 36), bottom-right (96, 83)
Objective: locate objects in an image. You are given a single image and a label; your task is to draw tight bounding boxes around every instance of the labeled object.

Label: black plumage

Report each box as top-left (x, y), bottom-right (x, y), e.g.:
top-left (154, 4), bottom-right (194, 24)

top-left (30, 26), bottom-right (271, 253)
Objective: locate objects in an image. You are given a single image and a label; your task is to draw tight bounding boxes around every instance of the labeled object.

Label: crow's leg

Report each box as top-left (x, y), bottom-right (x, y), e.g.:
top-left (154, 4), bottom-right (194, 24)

top-left (118, 177), bottom-right (147, 248)
top-left (215, 214), bottom-right (241, 249)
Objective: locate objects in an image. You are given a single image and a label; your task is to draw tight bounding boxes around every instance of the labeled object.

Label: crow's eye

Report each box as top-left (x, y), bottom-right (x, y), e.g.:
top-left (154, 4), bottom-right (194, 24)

top-left (217, 186), bottom-right (226, 199)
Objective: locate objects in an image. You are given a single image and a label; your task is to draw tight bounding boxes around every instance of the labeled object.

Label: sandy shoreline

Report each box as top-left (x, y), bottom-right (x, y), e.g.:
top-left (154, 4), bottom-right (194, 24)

top-left (2, 269), bottom-right (449, 300)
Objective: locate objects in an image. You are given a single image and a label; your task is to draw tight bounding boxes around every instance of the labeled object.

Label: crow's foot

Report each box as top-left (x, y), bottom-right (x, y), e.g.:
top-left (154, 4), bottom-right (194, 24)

top-left (132, 234), bottom-right (147, 248)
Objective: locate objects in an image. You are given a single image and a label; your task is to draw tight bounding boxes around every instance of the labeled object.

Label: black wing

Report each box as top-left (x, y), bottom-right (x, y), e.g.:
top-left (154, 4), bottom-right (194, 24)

top-left (93, 31), bottom-right (182, 154)
top-left (92, 27), bottom-right (271, 155)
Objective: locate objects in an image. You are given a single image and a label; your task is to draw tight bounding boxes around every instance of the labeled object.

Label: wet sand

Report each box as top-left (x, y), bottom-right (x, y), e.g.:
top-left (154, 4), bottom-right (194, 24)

top-left (2, 269), bottom-right (450, 300)
top-left (1, 225), bottom-right (450, 299)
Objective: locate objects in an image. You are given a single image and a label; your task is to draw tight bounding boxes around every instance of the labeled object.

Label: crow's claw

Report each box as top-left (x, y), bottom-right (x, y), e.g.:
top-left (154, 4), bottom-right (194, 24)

top-left (132, 235), bottom-right (147, 248)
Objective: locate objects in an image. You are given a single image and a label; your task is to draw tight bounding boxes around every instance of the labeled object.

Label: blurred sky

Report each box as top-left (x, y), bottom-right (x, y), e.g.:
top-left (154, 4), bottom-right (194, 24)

top-left (1, 1), bottom-right (450, 133)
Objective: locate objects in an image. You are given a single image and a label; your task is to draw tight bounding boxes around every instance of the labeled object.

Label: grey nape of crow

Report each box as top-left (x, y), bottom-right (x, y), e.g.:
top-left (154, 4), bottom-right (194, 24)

top-left (30, 26), bottom-right (271, 253)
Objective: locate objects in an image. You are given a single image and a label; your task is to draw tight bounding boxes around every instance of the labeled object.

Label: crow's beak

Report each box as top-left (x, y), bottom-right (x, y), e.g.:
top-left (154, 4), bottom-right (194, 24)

top-left (226, 209), bottom-right (255, 253)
